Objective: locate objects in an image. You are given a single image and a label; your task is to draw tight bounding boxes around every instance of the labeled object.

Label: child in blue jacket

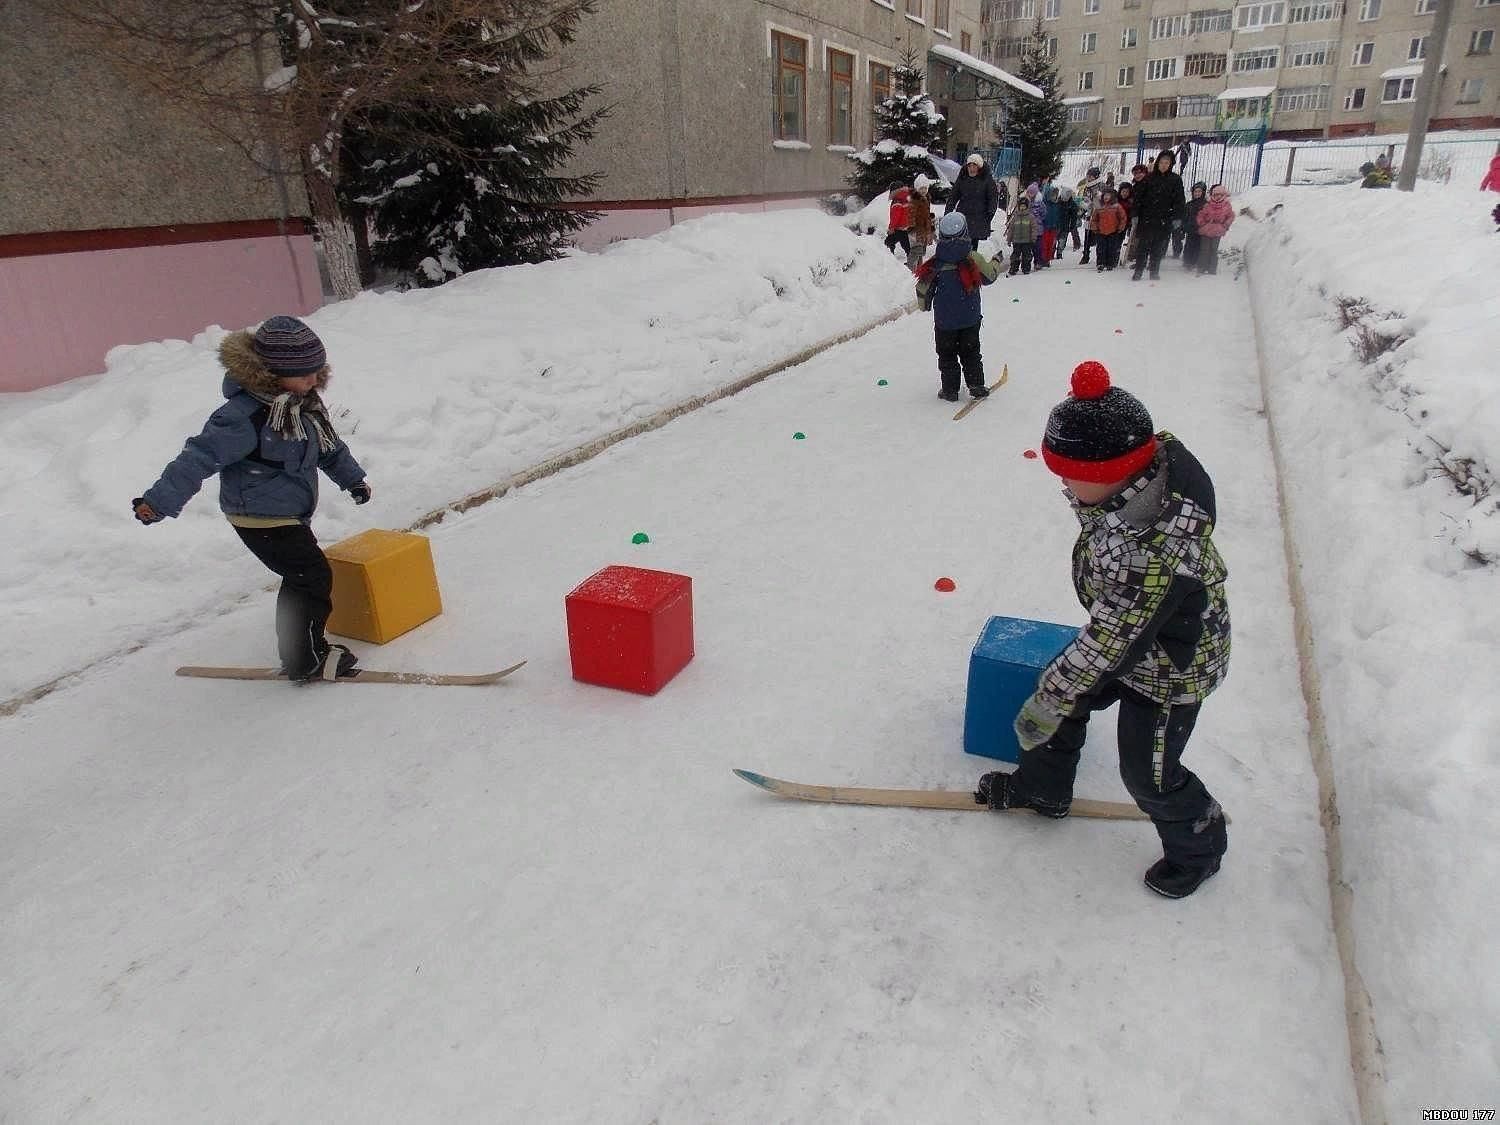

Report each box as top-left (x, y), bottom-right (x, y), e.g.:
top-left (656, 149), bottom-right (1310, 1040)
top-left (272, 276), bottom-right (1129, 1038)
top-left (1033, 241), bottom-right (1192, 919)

top-left (914, 212), bottom-right (1000, 401)
top-left (133, 316), bottom-right (372, 682)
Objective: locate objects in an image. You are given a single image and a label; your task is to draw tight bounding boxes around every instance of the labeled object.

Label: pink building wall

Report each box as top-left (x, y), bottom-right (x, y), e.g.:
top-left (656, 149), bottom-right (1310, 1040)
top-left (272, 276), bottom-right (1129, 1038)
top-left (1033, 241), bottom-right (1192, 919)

top-left (0, 233), bottom-right (322, 393)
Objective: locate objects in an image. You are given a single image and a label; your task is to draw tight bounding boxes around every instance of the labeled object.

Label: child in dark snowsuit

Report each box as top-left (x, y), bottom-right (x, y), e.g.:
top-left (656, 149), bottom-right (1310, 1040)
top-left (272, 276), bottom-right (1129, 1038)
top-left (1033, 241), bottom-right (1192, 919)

top-left (133, 316), bottom-right (373, 682)
top-left (975, 361), bottom-right (1231, 899)
top-left (1182, 182), bottom-right (1208, 270)
top-left (914, 211), bottom-right (1000, 401)
top-left (1006, 202), bottom-right (1038, 275)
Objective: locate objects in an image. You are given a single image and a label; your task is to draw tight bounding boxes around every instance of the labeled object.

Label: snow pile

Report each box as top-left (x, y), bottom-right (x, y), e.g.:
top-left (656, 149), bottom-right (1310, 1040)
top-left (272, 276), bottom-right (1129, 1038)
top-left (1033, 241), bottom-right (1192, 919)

top-left (0, 211), bottom-right (915, 701)
top-left (1237, 182), bottom-right (1500, 1114)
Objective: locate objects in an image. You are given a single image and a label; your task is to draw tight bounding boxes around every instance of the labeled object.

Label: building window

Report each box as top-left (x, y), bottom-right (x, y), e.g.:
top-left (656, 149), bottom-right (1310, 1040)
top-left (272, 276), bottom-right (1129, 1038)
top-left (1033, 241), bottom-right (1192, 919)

top-left (1222, 95), bottom-right (1267, 116)
top-left (1068, 102), bottom-right (1096, 121)
top-left (1046, 35), bottom-right (1060, 57)
top-left (1121, 27), bottom-right (1139, 47)
top-left (1479, 0), bottom-right (1500, 7)
top-left (906, 0), bottom-right (924, 18)
top-left (1414, 0), bottom-right (1437, 11)
top-left (1382, 75), bottom-right (1417, 100)
top-left (1470, 28), bottom-right (1494, 52)
top-left (828, 48), bottom-right (854, 145)
top-left (1178, 93), bottom-right (1218, 115)
top-left (934, 0), bottom-right (951, 30)
top-left (1351, 41), bottom-right (1375, 64)
top-left (1189, 8), bottom-right (1235, 30)
top-left (1114, 104), bottom-right (1132, 124)
top-left (1146, 56), bottom-right (1180, 79)
top-left (1456, 76), bottom-right (1486, 101)
top-left (1276, 84), bottom-right (1331, 110)
top-left (1081, 31), bottom-right (1098, 51)
top-left (1084, 0), bottom-right (1101, 14)
top-left (1045, 0), bottom-right (1062, 17)
top-left (1142, 97), bottom-right (1179, 119)
top-left (1289, 0), bottom-right (1343, 18)
top-left (1358, 0), bottom-right (1381, 17)
top-left (989, 0), bottom-right (1037, 18)
top-left (1343, 86), bottom-right (1366, 108)
top-left (772, 32), bottom-right (808, 141)
top-left (961, 30), bottom-right (972, 51)
top-left (1233, 46), bottom-right (1280, 70)
top-left (1185, 51), bottom-right (1228, 75)
top-left (1288, 40), bottom-right (1333, 65)
top-left (1118, 64), bottom-right (1136, 84)
top-left (1408, 35), bottom-right (1427, 58)
top-left (871, 61), bottom-right (892, 104)
top-left (1236, 2), bottom-right (1286, 28)
top-left (1124, 0), bottom-right (1142, 7)
top-left (1078, 69), bottom-right (1095, 90)
top-left (1151, 14), bottom-right (1187, 36)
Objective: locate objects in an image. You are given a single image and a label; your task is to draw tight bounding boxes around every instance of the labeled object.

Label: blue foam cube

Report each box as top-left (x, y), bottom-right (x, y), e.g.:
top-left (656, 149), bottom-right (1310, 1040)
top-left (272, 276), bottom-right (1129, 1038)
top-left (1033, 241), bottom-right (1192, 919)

top-left (964, 616), bottom-right (1081, 762)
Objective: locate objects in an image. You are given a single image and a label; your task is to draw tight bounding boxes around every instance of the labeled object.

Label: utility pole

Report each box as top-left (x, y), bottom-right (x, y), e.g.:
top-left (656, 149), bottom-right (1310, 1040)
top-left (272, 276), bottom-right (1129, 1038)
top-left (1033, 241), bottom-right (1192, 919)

top-left (1396, 0), bottom-right (1454, 191)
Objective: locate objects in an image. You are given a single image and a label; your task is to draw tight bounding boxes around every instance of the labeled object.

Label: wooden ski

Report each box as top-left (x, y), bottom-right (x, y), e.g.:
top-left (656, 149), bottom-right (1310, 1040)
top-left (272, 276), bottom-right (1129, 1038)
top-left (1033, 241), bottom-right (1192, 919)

top-left (951, 363), bottom-right (1008, 421)
top-left (732, 768), bottom-right (1148, 821)
top-left (175, 660), bottom-right (526, 686)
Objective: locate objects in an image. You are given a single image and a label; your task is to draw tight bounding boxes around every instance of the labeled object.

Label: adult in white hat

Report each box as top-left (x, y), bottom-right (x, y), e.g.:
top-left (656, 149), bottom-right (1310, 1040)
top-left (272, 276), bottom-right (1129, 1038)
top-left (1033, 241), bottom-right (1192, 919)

top-left (944, 152), bottom-right (1001, 243)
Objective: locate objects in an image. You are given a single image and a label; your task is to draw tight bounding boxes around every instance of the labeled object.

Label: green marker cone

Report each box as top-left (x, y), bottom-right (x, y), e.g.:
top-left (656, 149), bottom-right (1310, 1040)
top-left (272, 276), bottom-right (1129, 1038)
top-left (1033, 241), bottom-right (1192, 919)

top-left (631, 532), bottom-right (650, 545)
top-left (793, 432), bottom-right (806, 440)
top-left (877, 379), bottom-right (888, 386)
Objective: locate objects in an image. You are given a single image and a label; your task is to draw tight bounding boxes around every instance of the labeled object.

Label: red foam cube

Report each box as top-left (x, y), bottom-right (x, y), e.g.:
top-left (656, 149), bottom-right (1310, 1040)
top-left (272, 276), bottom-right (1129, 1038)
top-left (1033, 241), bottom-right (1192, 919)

top-left (565, 565), bottom-right (694, 695)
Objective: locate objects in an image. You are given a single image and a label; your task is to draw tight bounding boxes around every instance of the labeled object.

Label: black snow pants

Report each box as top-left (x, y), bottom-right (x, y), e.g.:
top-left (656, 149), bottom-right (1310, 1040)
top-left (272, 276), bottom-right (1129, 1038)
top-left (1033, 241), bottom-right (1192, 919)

top-left (234, 523), bottom-right (336, 679)
top-left (1008, 681), bottom-right (1228, 867)
top-left (934, 323), bottom-right (986, 394)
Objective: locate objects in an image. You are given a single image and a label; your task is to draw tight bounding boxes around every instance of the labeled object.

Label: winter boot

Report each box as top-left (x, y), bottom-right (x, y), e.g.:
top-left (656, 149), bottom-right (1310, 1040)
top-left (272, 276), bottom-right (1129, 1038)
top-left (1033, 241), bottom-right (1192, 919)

top-left (938, 389), bottom-right (960, 402)
top-left (975, 772), bottom-right (1071, 818)
top-left (1143, 856), bottom-right (1221, 899)
top-left (290, 643), bottom-right (360, 683)
top-left (968, 385), bottom-right (990, 399)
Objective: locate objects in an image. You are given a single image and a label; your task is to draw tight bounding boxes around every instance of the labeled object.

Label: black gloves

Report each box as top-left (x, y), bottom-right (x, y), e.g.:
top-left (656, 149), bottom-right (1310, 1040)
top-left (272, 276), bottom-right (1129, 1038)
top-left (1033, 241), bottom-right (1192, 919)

top-left (349, 482), bottom-right (372, 505)
top-left (132, 497), bottom-right (163, 525)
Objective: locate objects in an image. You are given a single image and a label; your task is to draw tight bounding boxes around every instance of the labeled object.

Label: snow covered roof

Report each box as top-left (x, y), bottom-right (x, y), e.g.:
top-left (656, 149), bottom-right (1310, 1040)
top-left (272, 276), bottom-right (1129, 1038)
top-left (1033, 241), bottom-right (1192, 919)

top-left (1217, 86), bottom-right (1276, 101)
top-left (1062, 96), bottom-right (1103, 105)
top-left (1381, 64), bottom-right (1426, 79)
top-left (928, 44), bottom-right (1045, 101)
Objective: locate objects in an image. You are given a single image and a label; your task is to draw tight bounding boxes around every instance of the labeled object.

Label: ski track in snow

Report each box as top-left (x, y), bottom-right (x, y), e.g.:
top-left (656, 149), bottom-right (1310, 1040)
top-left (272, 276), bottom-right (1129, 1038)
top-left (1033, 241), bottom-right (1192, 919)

top-left (1, 244), bottom-right (1360, 1122)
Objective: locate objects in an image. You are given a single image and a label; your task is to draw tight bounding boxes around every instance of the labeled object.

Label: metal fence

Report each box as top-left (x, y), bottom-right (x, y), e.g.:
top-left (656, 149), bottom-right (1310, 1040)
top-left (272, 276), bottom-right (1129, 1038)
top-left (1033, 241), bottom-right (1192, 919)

top-left (1059, 131), bottom-right (1499, 192)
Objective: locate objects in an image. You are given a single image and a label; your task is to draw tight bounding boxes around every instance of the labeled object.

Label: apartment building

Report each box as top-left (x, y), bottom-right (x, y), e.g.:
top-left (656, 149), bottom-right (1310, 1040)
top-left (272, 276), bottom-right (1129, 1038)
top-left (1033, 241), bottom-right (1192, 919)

top-left (981, 0), bottom-right (1498, 142)
top-left (555, 0), bottom-right (1000, 247)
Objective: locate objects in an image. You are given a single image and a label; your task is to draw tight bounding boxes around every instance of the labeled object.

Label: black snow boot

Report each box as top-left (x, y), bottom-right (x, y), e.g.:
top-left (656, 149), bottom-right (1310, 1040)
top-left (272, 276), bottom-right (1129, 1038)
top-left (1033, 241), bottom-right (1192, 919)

top-left (1143, 856), bottom-right (1221, 899)
top-left (975, 772), bottom-right (1070, 818)
top-left (938, 389), bottom-right (960, 402)
top-left (968, 385), bottom-right (990, 399)
top-left (290, 643), bottom-right (360, 683)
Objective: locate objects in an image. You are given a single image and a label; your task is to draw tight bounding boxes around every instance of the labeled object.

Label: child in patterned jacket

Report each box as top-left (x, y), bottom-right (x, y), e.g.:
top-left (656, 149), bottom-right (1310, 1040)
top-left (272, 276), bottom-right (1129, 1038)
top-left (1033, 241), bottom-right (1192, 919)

top-left (975, 361), bottom-right (1231, 899)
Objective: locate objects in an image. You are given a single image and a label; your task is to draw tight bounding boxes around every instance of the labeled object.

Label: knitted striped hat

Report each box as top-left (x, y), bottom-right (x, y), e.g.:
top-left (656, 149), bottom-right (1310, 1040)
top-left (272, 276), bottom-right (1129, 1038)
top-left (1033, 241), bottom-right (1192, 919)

top-left (251, 316), bottom-right (326, 376)
top-left (1042, 362), bottom-right (1157, 484)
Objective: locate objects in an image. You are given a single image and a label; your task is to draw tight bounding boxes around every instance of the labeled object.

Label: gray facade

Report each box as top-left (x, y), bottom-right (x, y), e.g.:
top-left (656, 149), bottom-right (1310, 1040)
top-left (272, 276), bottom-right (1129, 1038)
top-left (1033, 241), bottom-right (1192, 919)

top-left (556, 0), bottom-right (988, 204)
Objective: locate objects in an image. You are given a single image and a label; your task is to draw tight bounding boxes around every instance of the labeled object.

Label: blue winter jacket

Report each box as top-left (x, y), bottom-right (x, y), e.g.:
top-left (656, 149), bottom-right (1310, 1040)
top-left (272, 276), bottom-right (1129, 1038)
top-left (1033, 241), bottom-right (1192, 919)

top-left (1043, 189), bottom-right (1064, 232)
top-left (927, 236), bottom-right (999, 331)
top-left (142, 330), bottom-right (366, 521)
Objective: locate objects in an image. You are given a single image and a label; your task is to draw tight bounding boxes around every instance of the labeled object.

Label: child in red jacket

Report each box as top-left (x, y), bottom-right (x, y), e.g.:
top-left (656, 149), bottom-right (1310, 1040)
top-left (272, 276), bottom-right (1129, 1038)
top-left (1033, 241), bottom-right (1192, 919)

top-left (1193, 184), bottom-right (1235, 276)
top-left (885, 182), bottom-right (912, 259)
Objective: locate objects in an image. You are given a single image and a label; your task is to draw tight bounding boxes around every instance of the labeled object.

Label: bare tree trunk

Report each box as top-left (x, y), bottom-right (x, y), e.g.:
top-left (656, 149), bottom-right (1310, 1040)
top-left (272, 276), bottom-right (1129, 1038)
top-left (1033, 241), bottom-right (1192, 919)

top-left (306, 172), bottom-right (363, 300)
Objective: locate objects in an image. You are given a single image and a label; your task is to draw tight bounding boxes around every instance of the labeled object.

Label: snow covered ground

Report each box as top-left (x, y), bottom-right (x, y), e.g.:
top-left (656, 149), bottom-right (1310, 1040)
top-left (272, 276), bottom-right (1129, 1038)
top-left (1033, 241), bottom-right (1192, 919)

top-left (3, 197), bottom-right (1497, 1120)
top-left (0, 211), bottom-right (913, 703)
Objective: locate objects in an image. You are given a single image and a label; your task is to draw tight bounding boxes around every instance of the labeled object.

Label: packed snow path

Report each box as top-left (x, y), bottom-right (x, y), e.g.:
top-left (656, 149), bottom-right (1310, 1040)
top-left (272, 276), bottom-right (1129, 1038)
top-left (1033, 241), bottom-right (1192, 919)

top-left (2, 259), bottom-right (1359, 1121)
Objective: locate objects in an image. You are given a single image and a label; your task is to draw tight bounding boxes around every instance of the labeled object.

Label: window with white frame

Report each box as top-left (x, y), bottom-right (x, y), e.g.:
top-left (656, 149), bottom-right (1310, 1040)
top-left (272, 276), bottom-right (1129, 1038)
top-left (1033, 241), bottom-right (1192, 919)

top-left (1046, 35), bottom-right (1060, 57)
top-left (1288, 40), bottom-right (1334, 65)
top-left (1081, 31), bottom-right (1098, 51)
top-left (1350, 40), bottom-right (1375, 63)
top-left (1078, 69), bottom-right (1095, 89)
top-left (1044, 0), bottom-right (1062, 17)
top-left (1468, 28), bottom-right (1493, 52)
top-left (1382, 75), bottom-right (1416, 100)
top-left (1084, 0), bottom-right (1100, 13)
top-left (933, 0), bottom-right (951, 30)
top-left (828, 48), bottom-right (854, 146)
top-left (1236, 2), bottom-right (1286, 27)
top-left (1358, 0), bottom-right (1380, 17)
top-left (989, 0), bottom-right (1036, 19)
top-left (1121, 26), bottom-right (1139, 47)
top-left (906, 0), bottom-right (923, 19)
top-left (1233, 45), bottom-right (1280, 70)
top-left (1414, 0), bottom-right (1437, 11)
top-left (1408, 35), bottom-right (1427, 58)
top-left (1118, 64), bottom-right (1136, 84)
top-left (1289, 0), bottom-right (1342, 19)
top-left (771, 31), bottom-right (808, 141)
top-left (1146, 56), bottom-right (1180, 79)
top-left (1456, 76), bottom-right (1486, 100)
top-left (1114, 104), bottom-right (1132, 125)
top-left (1178, 93), bottom-right (1217, 115)
top-left (1343, 86), bottom-right (1366, 108)
top-left (1068, 103), bottom-right (1096, 121)
top-left (1185, 51), bottom-right (1228, 75)
top-left (1276, 84), bottom-right (1330, 110)
top-left (1221, 95), bottom-right (1267, 116)
top-left (1151, 14), bottom-right (1187, 37)
top-left (1189, 8), bottom-right (1235, 30)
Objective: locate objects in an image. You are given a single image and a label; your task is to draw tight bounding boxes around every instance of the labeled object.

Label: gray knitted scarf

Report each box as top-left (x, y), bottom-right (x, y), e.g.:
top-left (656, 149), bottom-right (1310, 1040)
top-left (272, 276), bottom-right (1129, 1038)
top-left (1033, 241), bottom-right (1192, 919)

top-left (245, 386), bottom-right (339, 453)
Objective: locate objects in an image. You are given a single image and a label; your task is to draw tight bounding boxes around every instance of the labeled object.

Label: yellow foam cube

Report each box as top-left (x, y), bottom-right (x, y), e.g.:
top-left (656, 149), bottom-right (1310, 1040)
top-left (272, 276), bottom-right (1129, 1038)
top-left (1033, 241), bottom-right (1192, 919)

top-left (325, 529), bottom-right (442, 644)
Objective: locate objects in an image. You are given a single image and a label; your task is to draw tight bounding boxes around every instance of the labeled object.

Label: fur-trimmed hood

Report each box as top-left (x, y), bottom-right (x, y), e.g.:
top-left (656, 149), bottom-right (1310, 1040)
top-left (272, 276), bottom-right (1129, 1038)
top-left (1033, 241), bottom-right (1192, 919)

top-left (218, 330), bottom-right (330, 400)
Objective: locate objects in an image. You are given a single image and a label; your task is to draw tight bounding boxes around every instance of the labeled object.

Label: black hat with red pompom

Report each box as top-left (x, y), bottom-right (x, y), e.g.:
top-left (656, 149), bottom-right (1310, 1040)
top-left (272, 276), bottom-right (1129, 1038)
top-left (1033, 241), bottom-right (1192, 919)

top-left (1042, 361), bottom-right (1157, 483)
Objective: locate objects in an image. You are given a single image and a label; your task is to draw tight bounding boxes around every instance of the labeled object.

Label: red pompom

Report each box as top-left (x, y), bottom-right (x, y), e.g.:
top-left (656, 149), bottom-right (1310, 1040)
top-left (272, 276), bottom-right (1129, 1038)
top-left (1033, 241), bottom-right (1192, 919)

top-left (1071, 361), bottom-right (1111, 399)
top-left (934, 577), bottom-right (957, 593)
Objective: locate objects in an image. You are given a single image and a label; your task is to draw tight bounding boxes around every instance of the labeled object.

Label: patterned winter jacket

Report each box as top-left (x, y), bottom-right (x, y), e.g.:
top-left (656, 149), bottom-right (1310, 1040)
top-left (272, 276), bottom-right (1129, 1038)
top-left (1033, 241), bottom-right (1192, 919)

top-left (1032, 433), bottom-right (1231, 715)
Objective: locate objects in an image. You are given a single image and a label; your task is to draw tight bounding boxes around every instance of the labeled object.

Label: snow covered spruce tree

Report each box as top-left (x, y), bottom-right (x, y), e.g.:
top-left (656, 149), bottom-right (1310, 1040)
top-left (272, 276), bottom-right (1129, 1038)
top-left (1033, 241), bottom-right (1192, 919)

top-left (67, 0), bottom-right (601, 299)
top-left (1005, 20), bottom-right (1070, 186)
top-left (847, 48), bottom-right (950, 201)
top-left (341, 83), bottom-right (605, 285)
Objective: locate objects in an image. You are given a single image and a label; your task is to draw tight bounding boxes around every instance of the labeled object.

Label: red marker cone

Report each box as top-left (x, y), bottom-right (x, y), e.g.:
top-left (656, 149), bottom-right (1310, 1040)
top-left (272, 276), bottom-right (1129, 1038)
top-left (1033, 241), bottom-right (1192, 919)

top-left (934, 577), bottom-right (957, 593)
